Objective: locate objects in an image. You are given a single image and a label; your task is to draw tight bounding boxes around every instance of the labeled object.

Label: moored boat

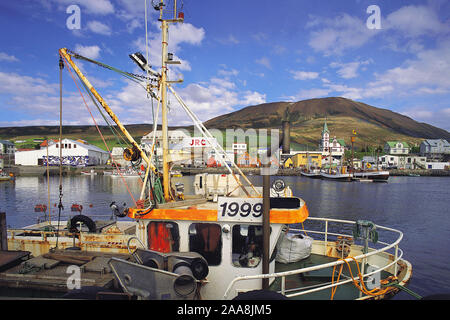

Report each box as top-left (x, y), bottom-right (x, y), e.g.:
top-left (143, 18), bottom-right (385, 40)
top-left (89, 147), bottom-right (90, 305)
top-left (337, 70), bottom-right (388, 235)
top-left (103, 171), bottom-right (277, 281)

top-left (300, 168), bottom-right (321, 179)
top-left (3, 0), bottom-right (412, 301)
top-left (353, 170), bottom-right (389, 182)
top-left (320, 167), bottom-right (353, 182)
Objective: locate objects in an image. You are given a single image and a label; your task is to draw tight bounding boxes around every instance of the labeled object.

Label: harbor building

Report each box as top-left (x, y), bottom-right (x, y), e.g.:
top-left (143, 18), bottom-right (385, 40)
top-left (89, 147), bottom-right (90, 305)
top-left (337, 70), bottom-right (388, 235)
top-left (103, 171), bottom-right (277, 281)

top-left (379, 155), bottom-right (427, 169)
top-left (14, 138), bottom-right (109, 166)
top-left (289, 152), bottom-right (323, 168)
top-left (420, 139), bottom-right (450, 159)
top-left (0, 140), bottom-right (15, 167)
top-left (425, 162), bottom-right (450, 170)
top-left (384, 141), bottom-right (410, 155)
top-left (141, 130), bottom-right (217, 167)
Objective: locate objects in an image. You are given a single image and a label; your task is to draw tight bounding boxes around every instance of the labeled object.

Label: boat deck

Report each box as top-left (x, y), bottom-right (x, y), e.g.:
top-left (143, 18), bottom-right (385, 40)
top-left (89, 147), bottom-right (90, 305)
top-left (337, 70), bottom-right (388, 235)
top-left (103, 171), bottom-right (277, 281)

top-left (0, 249), bottom-right (132, 298)
top-left (269, 254), bottom-right (392, 300)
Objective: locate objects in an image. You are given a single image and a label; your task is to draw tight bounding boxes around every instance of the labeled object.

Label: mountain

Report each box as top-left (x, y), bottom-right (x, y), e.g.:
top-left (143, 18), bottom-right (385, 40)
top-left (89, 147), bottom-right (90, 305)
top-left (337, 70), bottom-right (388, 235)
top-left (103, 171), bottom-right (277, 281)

top-left (203, 97), bottom-right (450, 149)
top-left (1, 97), bottom-right (449, 151)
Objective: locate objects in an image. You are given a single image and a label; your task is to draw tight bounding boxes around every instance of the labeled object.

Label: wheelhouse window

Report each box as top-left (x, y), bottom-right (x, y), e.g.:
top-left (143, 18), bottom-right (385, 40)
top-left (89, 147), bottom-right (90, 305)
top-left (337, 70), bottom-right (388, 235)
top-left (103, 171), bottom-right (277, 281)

top-left (147, 221), bottom-right (180, 253)
top-left (189, 223), bottom-right (222, 266)
top-left (232, 225), bottom-right (263, 268)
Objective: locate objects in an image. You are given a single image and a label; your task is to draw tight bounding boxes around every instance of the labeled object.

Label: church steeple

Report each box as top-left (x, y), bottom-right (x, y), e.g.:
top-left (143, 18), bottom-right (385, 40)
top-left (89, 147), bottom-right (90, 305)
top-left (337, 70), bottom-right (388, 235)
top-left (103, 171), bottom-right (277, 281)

top-left (322, 117), bottom-right (329, 135)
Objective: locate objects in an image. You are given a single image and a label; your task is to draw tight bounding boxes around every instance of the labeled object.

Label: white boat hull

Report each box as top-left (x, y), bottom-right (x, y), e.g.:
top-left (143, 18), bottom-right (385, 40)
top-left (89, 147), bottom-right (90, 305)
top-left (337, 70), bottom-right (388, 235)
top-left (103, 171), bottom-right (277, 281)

top-left (320, 172), bottom-right (353, 181)
top-left (353, 171), bottom-right (389, 181)
top-left (300, 171), bottom-right (321, 179)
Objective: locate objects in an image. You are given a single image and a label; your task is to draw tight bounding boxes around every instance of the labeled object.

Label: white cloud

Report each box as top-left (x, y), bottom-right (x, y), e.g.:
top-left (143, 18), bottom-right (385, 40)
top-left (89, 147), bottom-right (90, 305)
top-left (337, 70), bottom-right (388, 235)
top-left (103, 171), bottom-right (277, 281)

top-left (330, 60), bottom-right (372, 79)
top-left (369, 41), bottom-right (450, 94)
top-left (255, 57), bottom-right (271, 69)
top-left (74, 44), bottom-right (101, 59)
top-left (401, 107), bottom-right (450, 131)
top-left (218, 68), bottom-right (239, 77)
top-left (306, 4), bottom-right (448, 55)
top-left (126, 19), bottom-right (142, 33)
top-left (306, 13), bottom-right (378, 55)
top-left (291, 71), bottom-right (319, 80)
top-left (0, 52), bottom-right (19, 62)
top-left (402, 108), bottom-right (433, 119)
top-left (0, 72), bottom-right (56, 96)
top-left (385, 5), bottom-right (448, 38)
top-left (241, 91), bottom-right (266, 106)
top-left (292, 88), bottom-right (331, 101)
top-left (53, 0), bottom-right (114, 15)
top-left (217, 34), bottom-right (240, 45)
top-left (133, 22), bottom-right (205, 72)
top-left (87, 20), bottom-right (112, 36)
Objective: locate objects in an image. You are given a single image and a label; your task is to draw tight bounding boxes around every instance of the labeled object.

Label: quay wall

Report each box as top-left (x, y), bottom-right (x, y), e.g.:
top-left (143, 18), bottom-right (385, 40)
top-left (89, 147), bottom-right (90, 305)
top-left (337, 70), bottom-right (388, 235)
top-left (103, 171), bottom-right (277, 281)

top-left (4, 165), bottom-right (112, 177)
top-left (4, 165), bottom-right (449, 177)
top-left (179, 167), bottom-right (450, 177)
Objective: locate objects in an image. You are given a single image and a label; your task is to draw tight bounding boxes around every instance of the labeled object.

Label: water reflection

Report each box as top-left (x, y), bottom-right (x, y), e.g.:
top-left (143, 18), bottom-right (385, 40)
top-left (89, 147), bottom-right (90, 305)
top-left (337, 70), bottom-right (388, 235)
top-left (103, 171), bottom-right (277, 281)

top-left (1, 174), bottom-right (449, 299)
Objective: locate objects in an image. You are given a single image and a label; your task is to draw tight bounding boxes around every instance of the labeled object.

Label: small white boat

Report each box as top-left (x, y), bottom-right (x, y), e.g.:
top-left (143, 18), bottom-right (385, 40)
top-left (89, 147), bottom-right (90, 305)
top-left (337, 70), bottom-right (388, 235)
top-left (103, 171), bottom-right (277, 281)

top-left (320, 167), bottom-right (353, 181)
top-left (300, 169), bottom-right (321, 179)
top-left (353, 170), bottom-right (389, 182)
top-left (81, 169), bottom-right (97, 176)
top-left (110, 168), bottom-right (143, 177)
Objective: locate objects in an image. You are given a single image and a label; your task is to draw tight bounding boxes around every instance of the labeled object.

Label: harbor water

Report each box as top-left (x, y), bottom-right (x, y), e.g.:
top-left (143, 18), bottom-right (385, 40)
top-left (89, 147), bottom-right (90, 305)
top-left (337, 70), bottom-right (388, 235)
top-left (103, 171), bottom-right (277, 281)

top-left (0, 174), bottom-right (449, 299)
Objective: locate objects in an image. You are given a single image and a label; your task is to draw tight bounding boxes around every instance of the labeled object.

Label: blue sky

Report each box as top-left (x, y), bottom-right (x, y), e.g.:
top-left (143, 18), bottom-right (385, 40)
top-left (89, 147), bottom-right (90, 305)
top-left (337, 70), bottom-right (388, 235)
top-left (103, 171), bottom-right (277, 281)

top-left (0, 0), bottom-right (449, 131)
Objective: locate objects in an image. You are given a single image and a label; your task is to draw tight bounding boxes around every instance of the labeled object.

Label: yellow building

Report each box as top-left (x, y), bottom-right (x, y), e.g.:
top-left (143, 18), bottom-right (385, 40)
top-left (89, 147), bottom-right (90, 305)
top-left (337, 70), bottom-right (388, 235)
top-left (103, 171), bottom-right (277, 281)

top-left (291, 151), bottom-right (323, 168)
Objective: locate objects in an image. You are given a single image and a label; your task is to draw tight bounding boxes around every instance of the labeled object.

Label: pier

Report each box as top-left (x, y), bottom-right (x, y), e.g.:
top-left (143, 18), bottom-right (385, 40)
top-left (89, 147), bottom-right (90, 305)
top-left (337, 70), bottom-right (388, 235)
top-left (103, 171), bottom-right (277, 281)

top-left (3, 165), bottom-right (449, 177)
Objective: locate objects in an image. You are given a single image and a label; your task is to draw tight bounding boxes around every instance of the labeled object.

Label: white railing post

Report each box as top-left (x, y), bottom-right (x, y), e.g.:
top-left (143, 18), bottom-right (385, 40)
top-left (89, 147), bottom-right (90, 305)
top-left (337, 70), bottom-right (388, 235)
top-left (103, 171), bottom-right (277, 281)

top-left (223, 217), bottom-right (405, 300)
top-left (394, 244), bottom-right (399, 275)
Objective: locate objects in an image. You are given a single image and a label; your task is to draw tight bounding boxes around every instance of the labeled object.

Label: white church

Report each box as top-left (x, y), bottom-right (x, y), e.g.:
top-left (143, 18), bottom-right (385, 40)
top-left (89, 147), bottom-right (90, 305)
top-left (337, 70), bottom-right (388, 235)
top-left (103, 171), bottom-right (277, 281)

top-left (319, 119), bottom-right (346, 157)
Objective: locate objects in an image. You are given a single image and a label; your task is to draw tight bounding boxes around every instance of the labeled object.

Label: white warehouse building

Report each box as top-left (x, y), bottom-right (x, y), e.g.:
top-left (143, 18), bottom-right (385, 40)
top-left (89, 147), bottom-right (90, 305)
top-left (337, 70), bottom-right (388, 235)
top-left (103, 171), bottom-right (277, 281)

top-left (15, 138), bottom-right (110, 166)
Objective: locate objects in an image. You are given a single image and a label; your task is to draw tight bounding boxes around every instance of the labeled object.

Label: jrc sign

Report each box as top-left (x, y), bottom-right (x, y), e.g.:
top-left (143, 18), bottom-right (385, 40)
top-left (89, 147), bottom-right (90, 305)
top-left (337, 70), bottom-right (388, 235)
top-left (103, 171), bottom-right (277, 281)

top-left (217, 197), bottom-right (263, 222)
top-left (185, 137), bottom-right (212, 148)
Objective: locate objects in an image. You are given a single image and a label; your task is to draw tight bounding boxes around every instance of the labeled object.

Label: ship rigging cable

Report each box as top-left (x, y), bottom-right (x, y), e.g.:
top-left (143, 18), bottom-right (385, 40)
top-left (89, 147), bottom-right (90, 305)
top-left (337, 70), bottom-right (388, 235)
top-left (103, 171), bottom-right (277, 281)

top-left (59, 52), bottom-right (138, 208)
top-left (55, 56), bottom-right (64, 249)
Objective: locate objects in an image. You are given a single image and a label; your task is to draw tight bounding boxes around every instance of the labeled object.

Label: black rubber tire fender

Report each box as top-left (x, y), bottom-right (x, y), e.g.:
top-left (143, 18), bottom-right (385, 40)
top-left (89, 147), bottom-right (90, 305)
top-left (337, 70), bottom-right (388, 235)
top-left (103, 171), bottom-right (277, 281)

top-left (68, 215), bottom-right (96, 233)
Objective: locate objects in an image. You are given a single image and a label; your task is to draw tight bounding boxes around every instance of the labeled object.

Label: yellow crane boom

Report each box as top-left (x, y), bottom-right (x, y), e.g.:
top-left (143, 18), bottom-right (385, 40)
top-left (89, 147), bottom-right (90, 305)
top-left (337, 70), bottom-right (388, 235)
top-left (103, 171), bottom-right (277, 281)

top-left (58, 47), bottom-right (157, 175)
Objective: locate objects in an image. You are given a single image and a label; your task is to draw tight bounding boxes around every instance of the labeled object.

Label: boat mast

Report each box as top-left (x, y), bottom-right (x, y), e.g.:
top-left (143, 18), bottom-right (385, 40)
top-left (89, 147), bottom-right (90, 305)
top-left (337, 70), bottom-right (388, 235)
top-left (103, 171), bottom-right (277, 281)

top-left (160, 13), bottom-right (170, 201)
top-left (158, 0), bottom-right (183, 201)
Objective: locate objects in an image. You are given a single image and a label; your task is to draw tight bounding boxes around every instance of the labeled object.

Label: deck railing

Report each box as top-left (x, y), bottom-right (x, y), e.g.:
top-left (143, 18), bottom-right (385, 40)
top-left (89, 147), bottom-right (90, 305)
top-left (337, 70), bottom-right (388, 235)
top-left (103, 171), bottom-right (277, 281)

top-left (223, 217), bottom-right (404, 300)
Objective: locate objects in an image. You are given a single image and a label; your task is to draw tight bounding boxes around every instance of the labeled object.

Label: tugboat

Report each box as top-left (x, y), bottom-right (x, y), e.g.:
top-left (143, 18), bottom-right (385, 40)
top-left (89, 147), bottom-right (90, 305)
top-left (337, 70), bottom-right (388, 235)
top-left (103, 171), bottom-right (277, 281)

top-left (4, 0), bottom-right (412, 300)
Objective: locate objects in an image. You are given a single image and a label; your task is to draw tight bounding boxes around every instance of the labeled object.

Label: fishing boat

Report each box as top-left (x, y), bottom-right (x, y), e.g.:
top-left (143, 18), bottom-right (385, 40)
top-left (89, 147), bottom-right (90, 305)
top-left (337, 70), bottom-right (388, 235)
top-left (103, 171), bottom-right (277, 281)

top-left (0, 171), bottom-right (14, 182)
top-left (3, 1), bottom-right (413, 301)
top-left (320, 167), bottom-right (353, 182)
top-left (300, 152), bottom-right (321, 178)
top-left (300, 168), bottom-right (321, 179)
top-left (110, 167), bottom-right (143, 177)
top-left (353, 170), bottom-right (390, 182)
top-left (81, 169), bottom-right (97, 176)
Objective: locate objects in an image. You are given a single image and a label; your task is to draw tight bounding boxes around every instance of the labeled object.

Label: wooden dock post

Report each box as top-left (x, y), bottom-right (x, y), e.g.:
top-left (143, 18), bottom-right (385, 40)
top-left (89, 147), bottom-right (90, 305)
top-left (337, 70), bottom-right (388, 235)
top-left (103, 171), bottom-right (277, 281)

top-left (0, 212), bottom-right (7, 250)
